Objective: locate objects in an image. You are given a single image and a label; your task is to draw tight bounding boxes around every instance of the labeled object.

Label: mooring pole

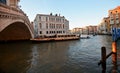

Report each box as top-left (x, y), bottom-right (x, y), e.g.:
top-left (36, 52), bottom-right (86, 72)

top-left (101, 47), bottom-right (106, 73)
top-left (112, 42), bottom-right (117, 73)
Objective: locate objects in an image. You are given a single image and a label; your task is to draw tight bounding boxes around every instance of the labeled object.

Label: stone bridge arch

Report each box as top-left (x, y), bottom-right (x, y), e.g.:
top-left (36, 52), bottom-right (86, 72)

top-left (0, 19), bottom-right (34, 41)
top-left (0, 2), bottom-right (34, 41)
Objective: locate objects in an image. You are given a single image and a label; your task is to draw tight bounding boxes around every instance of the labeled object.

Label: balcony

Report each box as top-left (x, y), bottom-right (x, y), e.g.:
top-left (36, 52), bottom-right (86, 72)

top-left (110, 20), bottom-right (114, 25)
top-left (116, 20), bottom-right (119, 24)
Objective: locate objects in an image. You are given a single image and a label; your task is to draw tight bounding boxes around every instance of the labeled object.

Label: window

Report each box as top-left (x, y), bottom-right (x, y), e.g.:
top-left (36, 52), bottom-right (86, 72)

top-left (50, 24), bottom-right (51, 29)
top-left (39, 31), bottom-right (42, 34)
top-left (46, 31), bottom-right (48, 34)
top-left (111, 12), bottom-right (112, 14)
top-left (39, 23), bottom-right (42, 29)
top-left (116, 18), bottom-right (119, 20)
top-left (63, 24), bottom-right (64, 28)
top-left (60, 24), bottom-right (62, 28)
top-left (46, 23), bottom-right (48, 29)
top-left (59, 18), bottom-right (61, 22)
top-left (46, 17), bottom-right (48, 22)
top-left (39, 16), bottom-right (41, 21)
top-left (63, 19), bottom-right (64, 22)
top-left (56, 24), bottom-right (58, 28)
top-left (52, 31), bottom-right (54, 33)
top-left (54, 24), bottom-right (55, 28)
top-left (52, 24), bottom-right (54, 29)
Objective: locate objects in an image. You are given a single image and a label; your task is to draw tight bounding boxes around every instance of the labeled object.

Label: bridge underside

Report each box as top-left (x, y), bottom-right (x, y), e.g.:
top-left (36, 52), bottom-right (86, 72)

top-left (0, 22), bottom-right (32, 41)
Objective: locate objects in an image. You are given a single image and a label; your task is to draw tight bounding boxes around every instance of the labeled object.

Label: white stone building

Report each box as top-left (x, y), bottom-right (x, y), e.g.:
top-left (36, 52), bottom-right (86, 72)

top-left (33, 13), bottom-right (69, 38)
top-left (97, 18), bottom-right (108, 34)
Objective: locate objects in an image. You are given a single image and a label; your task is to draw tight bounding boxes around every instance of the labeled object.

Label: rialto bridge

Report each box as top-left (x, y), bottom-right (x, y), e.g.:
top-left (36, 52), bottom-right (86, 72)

top-left (0, 3), bottom-right (34, 41)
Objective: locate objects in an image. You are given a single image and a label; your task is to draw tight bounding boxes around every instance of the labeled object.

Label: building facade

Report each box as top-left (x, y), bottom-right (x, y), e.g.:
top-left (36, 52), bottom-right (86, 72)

top-left (82, 26), bottom-right (97, 35)
top-left (71, 28), bottom-right (82, 34)
top-left (7, 0), bottom-right (20, 8)
top-left (109, 6), bottom-right (120, 34)
top-left (97, 17), bottom-right (110, 34)
top-left (33, 13), bottom-right (69, 38)
top-left (0, 0), bottom-right (20, 8)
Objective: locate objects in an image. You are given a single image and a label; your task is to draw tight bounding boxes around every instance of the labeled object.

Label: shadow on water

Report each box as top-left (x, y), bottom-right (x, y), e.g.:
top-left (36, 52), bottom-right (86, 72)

top-left (0, 41), bottom-right (33, 73)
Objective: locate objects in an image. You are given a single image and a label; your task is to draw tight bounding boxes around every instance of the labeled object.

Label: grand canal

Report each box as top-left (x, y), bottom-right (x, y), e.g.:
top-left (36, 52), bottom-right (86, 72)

top-left (0, 35), bottom-right (120, 73)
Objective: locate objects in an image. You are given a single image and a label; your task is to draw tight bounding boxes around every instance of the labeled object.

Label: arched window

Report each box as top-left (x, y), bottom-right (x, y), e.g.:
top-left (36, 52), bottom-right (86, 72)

top-left (63, 24), bottom-right (64, 28)
top-left (39, 23), bottom-right (42, 29)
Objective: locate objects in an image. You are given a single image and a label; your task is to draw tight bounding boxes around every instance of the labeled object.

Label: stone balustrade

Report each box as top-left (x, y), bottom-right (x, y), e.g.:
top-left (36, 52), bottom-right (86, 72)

top-left (0, 3), bottom-right (26, 17)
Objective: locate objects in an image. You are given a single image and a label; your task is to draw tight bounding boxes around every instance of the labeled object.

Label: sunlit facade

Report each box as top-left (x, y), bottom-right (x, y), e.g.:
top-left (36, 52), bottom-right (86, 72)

top-left (33, 13), bottom-right (69, 38)
top-left (0, 0), bottom-right (20, 8)
top-left (6, 0), bottom-right (20, 8)
top-left (97, 17), bottom-right (110, 34)
top-left (81, 26), bottom-right (97, 34)
top-left (109, 6), bottom-right (120, 33)
top-left (71, 28), bottom-right (83, 34)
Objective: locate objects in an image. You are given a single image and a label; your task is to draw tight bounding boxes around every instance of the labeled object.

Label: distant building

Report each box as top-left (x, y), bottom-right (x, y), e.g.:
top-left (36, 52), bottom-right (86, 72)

top-left (82, 26), bottom-right (97, 35)
top-left (108, 6), bottom-right (120, 34)
top-left (33, 13), bottom-right (69, 38)
top-left (82, 27), bottom-right (88, 34)
top-left (71, 28), bottom-right (82, 34)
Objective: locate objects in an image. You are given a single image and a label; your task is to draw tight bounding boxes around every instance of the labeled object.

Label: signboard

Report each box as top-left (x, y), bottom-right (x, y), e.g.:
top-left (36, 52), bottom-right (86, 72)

top-left (112, 28), bottom-right (120, 41)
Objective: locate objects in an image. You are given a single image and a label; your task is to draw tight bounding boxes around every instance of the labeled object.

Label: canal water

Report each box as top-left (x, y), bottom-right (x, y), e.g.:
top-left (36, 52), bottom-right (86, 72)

top-left (0, 35), bottom-right (120, 73)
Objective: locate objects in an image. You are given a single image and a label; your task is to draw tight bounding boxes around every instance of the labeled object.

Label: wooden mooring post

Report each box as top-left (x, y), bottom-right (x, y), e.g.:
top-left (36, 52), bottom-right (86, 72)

top-left (101, 47), bottom-right (106, 73)
top-left (98, 42), bottom-right (117, 73)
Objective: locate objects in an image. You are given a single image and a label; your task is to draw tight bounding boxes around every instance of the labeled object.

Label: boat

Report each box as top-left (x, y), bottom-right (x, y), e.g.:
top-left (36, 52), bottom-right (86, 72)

top-left (30, 34), bottom-right (80, 42)
top-left (81, 36), bottom-right (90, 39)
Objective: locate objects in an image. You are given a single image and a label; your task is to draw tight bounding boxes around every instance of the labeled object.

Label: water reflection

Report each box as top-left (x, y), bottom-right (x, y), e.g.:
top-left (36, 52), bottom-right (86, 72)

top-left (27, 41), bottom-right (71, 73)
top-left (0, 42), bottom-right (32, 73)
top-left (0, 35), bottom-right (116, 73)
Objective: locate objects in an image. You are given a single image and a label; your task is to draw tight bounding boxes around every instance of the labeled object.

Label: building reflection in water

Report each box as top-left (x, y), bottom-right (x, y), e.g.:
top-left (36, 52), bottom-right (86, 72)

top-left (27, 41), bottom-right (71, 73)
top-left (0, 42), bottom-right (32, 73)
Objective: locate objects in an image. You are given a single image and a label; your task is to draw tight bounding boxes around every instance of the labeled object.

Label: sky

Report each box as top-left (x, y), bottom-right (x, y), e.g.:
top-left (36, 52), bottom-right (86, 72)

top-left (19, 0), bottom-right (120, 29)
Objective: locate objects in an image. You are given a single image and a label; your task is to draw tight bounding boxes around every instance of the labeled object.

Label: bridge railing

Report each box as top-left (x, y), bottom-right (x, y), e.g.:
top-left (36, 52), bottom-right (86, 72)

top-left (0, 3), bottom-right (26, 17)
